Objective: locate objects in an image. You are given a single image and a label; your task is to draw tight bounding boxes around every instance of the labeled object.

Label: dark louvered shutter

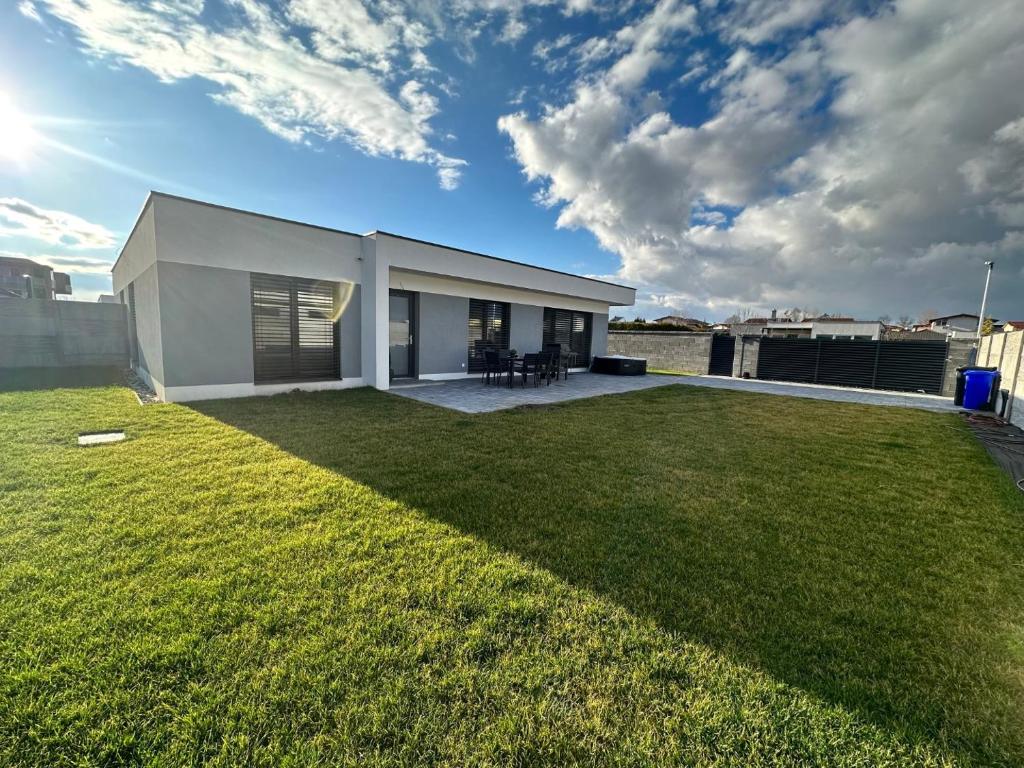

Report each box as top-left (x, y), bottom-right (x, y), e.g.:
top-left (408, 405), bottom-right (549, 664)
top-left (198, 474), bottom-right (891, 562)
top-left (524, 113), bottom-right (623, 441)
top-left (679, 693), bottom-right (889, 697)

top-left (543, 308), bottom-right (592, 366)
top-left (467, 299), bottom-right (511, 372)
top-left (251, 273), bottom-right (339, 383)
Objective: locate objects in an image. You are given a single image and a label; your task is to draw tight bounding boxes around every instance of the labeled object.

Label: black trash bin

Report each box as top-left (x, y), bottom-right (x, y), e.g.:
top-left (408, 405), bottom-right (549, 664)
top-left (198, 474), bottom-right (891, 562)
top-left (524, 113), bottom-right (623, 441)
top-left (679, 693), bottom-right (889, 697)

top-left (954, 366), bottom-right (997, 406)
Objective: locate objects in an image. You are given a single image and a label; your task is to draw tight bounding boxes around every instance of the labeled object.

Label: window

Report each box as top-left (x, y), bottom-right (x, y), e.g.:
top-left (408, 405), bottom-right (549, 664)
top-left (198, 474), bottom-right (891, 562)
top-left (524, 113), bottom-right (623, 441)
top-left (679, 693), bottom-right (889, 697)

top-left (251, 273), bottom-right (340, 383)
top-left (467, 299), bottom-right (510, 373)
top-left (543, 308), bottom-right (593, 366)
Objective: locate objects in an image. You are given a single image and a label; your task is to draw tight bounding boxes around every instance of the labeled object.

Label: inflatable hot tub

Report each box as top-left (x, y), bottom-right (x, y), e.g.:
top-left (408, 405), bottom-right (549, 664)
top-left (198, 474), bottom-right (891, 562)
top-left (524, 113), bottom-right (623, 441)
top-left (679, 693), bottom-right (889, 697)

top-left (590, 355), bottom-right (647, 375)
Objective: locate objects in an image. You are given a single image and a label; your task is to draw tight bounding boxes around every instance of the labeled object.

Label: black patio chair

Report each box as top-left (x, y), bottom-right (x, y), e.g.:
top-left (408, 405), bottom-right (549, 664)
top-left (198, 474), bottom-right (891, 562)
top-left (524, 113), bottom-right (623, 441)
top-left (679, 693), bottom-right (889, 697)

top-left (482, 348), bottom-right (504, 385)
top-left (515, 353), bottom-right (545, 387)
top-left (538, 351), bottom-right (556, 385)
top-left (544, 344), bottom-right (566, 381)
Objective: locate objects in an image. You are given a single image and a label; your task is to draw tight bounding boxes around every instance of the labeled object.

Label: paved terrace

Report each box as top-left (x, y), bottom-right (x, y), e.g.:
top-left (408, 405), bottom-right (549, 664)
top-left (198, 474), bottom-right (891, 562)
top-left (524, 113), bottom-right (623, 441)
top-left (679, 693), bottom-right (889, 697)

top-left (388, 372), bottom-right (961, 414)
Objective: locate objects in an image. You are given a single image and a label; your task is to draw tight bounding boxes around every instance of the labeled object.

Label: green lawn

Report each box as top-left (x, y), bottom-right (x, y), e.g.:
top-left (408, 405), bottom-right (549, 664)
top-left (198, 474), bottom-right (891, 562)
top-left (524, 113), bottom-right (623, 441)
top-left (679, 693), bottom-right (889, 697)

top-left (1, 377), bottom-right (1023, 766)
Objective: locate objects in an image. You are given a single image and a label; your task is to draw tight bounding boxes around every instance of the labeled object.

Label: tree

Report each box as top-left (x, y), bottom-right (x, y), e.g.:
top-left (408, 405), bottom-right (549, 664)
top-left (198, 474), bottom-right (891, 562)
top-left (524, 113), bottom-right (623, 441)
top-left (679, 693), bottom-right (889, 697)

top-left (981, 317), bottom-right (995, 336)
top-left (897, 314), bottom-right (913, 328)
top-left (878, 314), bottom-right (892, 325)
top-left (610, 315), bottom-right (624, 322)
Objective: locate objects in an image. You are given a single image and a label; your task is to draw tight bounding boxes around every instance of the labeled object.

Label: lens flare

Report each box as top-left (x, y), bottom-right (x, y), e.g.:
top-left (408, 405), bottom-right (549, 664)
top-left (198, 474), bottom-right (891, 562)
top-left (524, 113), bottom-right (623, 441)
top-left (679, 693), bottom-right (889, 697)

top-left (0, 93), bottom-right (38, 163)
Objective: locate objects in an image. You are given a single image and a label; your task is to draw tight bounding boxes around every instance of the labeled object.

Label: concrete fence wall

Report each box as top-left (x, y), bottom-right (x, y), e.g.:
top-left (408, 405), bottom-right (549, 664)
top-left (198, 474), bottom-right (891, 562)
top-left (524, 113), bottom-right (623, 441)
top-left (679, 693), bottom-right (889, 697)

top-left (941, 338), bottom-right (976, 397)
top-left (732, 335), bottom-right (760, 378)
top-left (978, 330), bottom-right (1024, 427)
top-left (607, 331), bottom-right (713, 374)
top-left (0, 299), bottom-right (129, 369)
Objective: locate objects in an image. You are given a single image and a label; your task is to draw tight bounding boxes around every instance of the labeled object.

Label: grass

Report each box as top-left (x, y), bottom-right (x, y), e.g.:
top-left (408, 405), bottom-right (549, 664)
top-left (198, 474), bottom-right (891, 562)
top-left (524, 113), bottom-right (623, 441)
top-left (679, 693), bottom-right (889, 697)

top-left (1, 378), bottom-right (1023, 766)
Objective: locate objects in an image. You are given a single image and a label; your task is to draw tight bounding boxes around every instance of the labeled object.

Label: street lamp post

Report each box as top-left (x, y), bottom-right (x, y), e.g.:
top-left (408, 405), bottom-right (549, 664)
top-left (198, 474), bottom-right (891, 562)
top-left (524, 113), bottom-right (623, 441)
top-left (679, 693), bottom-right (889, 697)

top-left (976, 260), bottom-right (994, 344)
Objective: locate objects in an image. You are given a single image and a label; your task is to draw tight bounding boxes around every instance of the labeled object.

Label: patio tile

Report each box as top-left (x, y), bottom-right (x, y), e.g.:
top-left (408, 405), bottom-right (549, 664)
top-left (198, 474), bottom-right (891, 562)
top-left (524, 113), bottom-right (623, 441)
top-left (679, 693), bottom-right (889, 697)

top-left (388, 373), bottom-right (678, 413)
top-left (387, 372), bottom-right (961, 414)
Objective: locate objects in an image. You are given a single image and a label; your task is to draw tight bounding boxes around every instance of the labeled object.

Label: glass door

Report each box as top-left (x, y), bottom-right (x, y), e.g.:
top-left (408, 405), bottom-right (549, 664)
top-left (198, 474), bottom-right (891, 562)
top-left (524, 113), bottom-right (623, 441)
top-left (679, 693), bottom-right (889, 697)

top-left (389, 291), bottom-right (415, 379)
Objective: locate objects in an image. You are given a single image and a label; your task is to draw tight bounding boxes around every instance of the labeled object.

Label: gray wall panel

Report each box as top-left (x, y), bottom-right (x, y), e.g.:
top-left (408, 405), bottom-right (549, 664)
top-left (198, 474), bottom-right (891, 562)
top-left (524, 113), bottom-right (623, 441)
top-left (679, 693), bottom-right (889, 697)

top-left (133, 263), bottom-right (164, 385)
top-left (340, 284), bottom-right (361, 379)
top-left (417, 292), bottom-right (469, 375)
top-left (510, 303), bottom-right (543, 354)
top-left (157, 262), bottom-right (254, 388)
top-left (591, 313), bottom-right (609, 357)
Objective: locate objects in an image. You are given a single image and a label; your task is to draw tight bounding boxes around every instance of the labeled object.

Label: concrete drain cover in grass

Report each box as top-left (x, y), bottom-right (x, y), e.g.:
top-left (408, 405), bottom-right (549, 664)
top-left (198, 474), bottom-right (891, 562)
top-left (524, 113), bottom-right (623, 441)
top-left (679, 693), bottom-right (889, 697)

top-left (78, 431), bottom-right (125, 446)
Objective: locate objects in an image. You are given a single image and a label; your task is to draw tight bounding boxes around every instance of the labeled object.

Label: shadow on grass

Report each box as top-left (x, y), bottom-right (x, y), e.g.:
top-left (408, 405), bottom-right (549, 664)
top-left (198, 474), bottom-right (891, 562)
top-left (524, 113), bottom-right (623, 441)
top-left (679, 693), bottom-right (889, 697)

top-left (191, 385), bottom-right (1024, 763)
top-left (0, 366), bottom-right (123, 393)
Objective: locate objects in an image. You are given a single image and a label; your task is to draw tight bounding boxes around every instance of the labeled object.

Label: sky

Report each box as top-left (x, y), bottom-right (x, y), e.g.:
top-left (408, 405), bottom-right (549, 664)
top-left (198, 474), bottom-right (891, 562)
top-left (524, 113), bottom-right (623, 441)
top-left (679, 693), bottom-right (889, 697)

top-left (0, 0), bottom-right (1021, 322)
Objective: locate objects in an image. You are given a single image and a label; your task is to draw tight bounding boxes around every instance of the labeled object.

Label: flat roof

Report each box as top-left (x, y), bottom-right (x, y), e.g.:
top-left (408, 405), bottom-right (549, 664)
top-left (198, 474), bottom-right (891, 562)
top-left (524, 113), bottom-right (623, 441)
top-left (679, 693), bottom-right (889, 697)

top-left (113, 191), bottom-right (634, 293)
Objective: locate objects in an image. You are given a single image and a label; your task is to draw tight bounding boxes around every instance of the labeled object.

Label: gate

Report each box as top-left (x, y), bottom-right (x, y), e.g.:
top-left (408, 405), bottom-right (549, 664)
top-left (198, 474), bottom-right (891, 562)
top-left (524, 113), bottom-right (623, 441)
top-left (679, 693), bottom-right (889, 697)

top-left (756, 338), bottom-right (948, 394)
top-left (708, 334), bottom-right (735, 376)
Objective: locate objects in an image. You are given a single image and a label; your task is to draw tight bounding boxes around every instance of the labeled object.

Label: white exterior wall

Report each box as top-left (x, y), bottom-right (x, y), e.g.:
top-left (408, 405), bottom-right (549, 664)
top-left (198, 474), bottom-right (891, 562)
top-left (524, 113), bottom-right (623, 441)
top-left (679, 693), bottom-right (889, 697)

top-left (148, 194), bottom-right (364, 284)
top-left (380, 233), bottom-right (632, 307)
top-left (388, 270), bottom-right (610, 314)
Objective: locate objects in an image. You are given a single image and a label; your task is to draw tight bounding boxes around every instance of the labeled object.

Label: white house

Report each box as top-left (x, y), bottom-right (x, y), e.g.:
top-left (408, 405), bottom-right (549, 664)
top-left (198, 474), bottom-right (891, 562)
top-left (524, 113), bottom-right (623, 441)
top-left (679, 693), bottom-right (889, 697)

top-left (761, 318), bottom-right (883, 340)
top-left (111, 192), bottom-right (636, 402)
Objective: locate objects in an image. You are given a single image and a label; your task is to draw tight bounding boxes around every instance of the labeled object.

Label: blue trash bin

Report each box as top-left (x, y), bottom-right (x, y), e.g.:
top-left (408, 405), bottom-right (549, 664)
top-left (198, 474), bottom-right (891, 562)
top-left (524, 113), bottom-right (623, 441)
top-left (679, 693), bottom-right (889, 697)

top-left (962, 369), bottom-right (998, 410)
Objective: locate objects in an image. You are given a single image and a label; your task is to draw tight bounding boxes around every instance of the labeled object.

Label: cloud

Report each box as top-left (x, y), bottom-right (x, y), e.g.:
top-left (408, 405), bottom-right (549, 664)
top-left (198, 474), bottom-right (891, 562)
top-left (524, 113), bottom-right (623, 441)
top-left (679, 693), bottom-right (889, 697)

top-left (30, 0), bottom-right (610, 189)
top-left (499, 15), bottom-right (529, 43)
top-left (17, 0), bottom-right (41, 22)
top-left (719, 0), bottom-right (842, 44)
top-left (34, 253), bottom-right (114, 274)
top-left (32, 0), bottom-right (468, 188)
top-left (0, 198), bottom-right (115, 249)
top-left (501, 0), bottom-right (1024, 319)
top-left (0, 250), bottom-right (113, 274)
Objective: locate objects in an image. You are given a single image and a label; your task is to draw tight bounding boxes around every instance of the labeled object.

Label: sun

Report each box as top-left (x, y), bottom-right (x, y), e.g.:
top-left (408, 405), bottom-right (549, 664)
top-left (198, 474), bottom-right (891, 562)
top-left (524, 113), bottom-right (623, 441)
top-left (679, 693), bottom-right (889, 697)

top-left (0, 92), bottom-right (38, 163)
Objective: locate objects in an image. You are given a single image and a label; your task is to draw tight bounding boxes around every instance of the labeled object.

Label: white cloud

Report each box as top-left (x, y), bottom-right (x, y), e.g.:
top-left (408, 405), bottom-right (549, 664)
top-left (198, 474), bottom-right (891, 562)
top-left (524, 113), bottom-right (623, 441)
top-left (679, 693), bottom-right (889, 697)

top-left (32, 0), bottom-right (468, 188)
top-left (17, 0), bottom-right (41, 22)
top-left (499, 15), bottom-right (529, 43)
top-left (34, 253), bottom-right (114, 274)
top-left (0, 198), bottom-right (115, 249)
top-left (31, 0), bottom-right (608, 190)
top-left (501, 0), bottom-right (1024, 319)
top-left (720, 0), bottom-right (835, 44)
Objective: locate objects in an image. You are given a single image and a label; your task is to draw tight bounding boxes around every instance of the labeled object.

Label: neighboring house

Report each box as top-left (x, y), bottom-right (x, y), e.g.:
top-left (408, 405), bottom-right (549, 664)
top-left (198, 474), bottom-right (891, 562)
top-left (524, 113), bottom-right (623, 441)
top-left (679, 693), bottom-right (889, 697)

top-left (728, 318), bottom-right (771, 336)
top-left (112, 192), bottom-right (635, 403)
top-left (1003, 321), bottom-right (1024, 333)
top-left (922, 314), bottom-right (1007, 338)
top-left (0, 255), bottom-right (72, 300)
top-left (652, 315), bottom-right (709, 329)
top-left (925, 313), bottom-right (979, 335)
top-left (97, 294), bottom-right (120, 304)
top-left (883, 328), bottom-right (948, 342)
top-left (762, 318), bottom-right (883, 340)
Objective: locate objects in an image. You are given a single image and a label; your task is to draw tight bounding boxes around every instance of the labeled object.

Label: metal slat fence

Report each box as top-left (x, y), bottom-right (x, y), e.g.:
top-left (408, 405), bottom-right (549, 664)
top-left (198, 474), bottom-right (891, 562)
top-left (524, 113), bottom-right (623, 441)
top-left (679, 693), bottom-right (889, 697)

top-left (756, 338), bottom-right (948, 394)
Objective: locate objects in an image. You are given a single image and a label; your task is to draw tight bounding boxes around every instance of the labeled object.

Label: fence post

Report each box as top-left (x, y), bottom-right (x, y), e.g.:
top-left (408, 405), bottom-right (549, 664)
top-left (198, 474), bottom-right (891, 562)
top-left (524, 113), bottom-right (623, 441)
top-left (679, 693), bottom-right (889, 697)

top-left (1007, 332), bottom-right (1023, 424)
top-left (871, 341), bottom-right (881, 389)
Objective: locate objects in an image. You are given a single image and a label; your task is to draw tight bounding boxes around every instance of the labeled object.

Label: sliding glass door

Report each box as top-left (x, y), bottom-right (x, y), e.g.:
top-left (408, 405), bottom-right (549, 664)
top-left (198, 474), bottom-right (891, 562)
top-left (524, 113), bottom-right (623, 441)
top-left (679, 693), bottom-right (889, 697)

top-left (543, 308), bottom-right (593, 366)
